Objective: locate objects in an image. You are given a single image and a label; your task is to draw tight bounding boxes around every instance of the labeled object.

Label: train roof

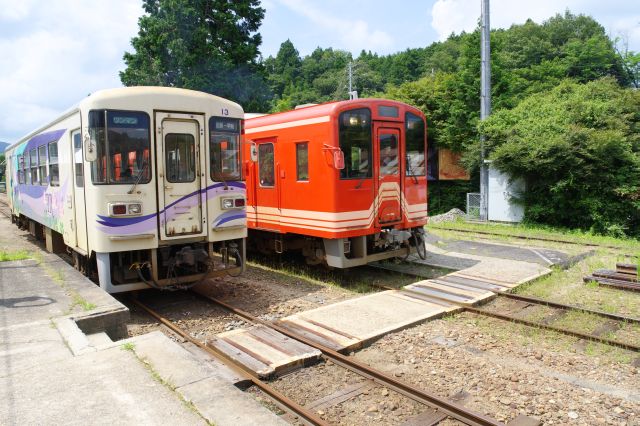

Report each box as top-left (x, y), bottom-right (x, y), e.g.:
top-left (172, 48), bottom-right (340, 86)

top-left (245, 98), bottom-right (424, 130)
top-left (8, 87), bottom-right (242, 151)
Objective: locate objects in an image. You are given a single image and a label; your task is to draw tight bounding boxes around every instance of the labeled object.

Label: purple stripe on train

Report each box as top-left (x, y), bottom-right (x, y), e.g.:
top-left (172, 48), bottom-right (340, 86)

top-left (96, 181), bottom-right (246, 235)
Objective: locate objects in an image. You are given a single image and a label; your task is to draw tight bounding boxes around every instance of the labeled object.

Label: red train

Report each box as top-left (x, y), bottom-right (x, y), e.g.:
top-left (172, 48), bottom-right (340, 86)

top-left (243, 98), bottom-right (428, 267)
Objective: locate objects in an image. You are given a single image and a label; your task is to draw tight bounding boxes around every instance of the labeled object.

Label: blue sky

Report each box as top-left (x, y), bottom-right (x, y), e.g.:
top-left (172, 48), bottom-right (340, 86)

top-left (0, 0), bottom-right (639, 142)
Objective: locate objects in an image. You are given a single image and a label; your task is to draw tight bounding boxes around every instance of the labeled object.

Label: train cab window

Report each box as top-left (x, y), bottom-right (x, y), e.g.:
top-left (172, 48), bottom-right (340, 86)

top-left (405, 113), bottom-right (426, 177)
top-left (29, 149), bottom-right (37, 185)
top-left (210, 117), bottom-right (241, 181)
top-left (48, 142), bottom-right (59, 186)
top-left (379, 133), bottom-right (399, 176)
top-left (258, 143), bottom-right (275, 187)
top-left (339, 109), bottom-right (372, 179)
top-left (296, 143), bottom-right (309, 181)
top-left (165, 133), bottom-right (195, 183)
top-left (73, 131), bottom-right (84, 187)
top-left (89, 110), bottom-right (151, 184)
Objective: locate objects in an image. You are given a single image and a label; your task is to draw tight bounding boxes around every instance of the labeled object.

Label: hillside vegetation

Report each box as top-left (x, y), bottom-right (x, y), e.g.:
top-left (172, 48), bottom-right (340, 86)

top-left (121, 3), bottom-right (640, 236)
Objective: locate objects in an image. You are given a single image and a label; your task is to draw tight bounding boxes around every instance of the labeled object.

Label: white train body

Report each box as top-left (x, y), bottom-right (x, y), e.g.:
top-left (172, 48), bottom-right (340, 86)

top-left (5, 87), bottom-right (247, 293)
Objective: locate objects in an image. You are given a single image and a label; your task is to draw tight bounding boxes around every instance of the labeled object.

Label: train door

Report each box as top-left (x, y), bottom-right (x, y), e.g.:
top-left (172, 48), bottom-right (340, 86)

top-left (155, 112), bottom-right (207, 239)
top-left (374, 124), bottom-right (403, 225)
top-left (67, 129), bottom-right (88, 252)
top-left (251, 139), bottom-right (279, 229)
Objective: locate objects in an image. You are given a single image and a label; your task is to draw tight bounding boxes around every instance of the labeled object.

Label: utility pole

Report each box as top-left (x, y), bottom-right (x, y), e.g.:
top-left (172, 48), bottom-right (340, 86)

top-left (480, 0), bottom-right (491, 220)
top-left (348, 62), bottom-right (358, 99)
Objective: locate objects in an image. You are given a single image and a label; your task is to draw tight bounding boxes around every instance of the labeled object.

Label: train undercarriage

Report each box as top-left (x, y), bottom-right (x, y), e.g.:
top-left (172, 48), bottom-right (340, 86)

top-left (248, 227), bottom-right (427, 268)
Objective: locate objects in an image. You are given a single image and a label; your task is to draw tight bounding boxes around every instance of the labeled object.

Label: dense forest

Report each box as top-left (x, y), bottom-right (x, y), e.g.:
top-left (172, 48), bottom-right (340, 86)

top-left (122, 1), bottom-right (640, 236)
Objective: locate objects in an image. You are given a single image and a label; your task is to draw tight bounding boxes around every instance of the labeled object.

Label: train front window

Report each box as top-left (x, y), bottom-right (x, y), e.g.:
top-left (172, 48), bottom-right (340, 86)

top-left (210, 117), bottom-right (241, 181)
top-left (166, 133), bottom-right (196, 183)
top-left (405, 112), bottom-right (426, 177)
top-left (89, 110), bottom-right (151, 184)
top-left (379, 133), bottom-right (399, 176)
top-left (339, 109), bottom-right (371, 179)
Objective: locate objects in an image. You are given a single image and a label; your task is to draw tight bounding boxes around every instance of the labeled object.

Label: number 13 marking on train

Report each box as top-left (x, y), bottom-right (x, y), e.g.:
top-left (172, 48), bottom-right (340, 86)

top-left (221, 108), bottom-right (229, 116)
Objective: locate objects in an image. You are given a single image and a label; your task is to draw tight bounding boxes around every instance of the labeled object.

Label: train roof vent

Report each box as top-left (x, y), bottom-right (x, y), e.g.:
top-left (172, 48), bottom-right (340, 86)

top-left (294, 103), bottom-right (318, 110)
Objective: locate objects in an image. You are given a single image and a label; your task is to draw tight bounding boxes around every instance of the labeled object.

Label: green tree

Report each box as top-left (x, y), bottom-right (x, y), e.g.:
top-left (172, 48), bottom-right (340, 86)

top-left (120, 0), bottom-right (270, 111)
top-left (480, 78), bottom-right (640, 236)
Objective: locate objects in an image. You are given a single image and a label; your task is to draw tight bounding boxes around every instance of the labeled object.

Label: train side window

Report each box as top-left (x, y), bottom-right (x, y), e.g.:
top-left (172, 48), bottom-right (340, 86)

top-left (258, 143), bottom-right (275, 187)
top-left (48, 142), bottom-right (59, 186)
top-left (29, 149), bottom-right (37, 185)
top-left (17, 155), bottom-right (23, 184)
top-left (296, 142), bottom-right (309, 181)
top-left (165, 133), bottom-right (196, 183)
top-left (405, 113), bottom-right (426, 177)
top-left (38, 145), bottom-right (47, 185)
top-left (73, 131), bottom-right (84, 187)
top-left (339, 108), bottom-right (372, 179)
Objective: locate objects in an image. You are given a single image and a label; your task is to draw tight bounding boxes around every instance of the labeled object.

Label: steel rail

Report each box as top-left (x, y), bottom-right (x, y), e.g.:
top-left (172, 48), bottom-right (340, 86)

top-left (464, 306), bottom-right (640, 353)
top-left (429, 226), bottom-right (638, 254)
top-left (371, 283), bottom-right (640, 354)
top-left (194, 291), bottom-right (504, 426)
top-left (131, 299), bottom-right (329, 426)
top-left (497, 292), bottom-right (640, 325)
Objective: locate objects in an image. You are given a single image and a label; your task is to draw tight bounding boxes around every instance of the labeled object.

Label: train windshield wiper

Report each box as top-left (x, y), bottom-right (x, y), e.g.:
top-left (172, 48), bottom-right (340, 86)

top-left (213, 169), bottom-right (229, 190)
top-left (405, 155), bottom-right (419, 184)
top-left (127, 161), bottom-right (148, 194)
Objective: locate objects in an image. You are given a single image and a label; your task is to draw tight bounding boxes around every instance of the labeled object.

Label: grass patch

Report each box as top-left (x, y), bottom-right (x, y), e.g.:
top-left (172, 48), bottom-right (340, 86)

top-left (428, 218), bottom-right (640, 251)
top-left (0, 249), bottom-right (31, 261)
top-left (247, 256), bottom-right (416, 294)
top-left (121, 342), bottom-right (136, 351)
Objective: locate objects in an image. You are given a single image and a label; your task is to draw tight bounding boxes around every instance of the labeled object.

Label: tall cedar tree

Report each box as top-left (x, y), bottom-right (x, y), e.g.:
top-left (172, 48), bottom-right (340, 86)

top-left (120, 0), bottom-right (270, 111)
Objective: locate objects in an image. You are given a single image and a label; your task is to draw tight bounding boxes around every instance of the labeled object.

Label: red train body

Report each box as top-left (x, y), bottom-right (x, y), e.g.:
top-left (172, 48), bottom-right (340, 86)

top-left (243, 98), bottom-right (428, 267)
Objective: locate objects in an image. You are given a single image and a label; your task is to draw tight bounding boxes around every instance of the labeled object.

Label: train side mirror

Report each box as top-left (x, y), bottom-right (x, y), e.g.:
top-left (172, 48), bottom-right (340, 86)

top-left (249, 142), bottom-right (258, 162)
top-left (333, 150), bottom-right (345, 170)
top-left (84, 132), bottom-right (97, 162)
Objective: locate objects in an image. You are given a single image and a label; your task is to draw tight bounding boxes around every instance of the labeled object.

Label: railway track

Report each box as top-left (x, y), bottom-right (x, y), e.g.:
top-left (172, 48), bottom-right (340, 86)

top-left (133, 293), bottom-right (512, 426)
top-left (370, 263), bottom-right (640, 354)
top-left (429, 226), bottom-right (639, 255)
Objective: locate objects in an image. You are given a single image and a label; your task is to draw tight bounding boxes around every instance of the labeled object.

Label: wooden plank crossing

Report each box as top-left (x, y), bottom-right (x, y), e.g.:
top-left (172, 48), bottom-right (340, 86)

top-left (207, 325), bottom-right (322, 379)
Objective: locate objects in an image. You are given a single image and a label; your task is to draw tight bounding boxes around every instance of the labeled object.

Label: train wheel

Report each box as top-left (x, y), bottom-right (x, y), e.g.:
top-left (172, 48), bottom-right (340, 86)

top-left (413, 230), bottom-right (427, 260)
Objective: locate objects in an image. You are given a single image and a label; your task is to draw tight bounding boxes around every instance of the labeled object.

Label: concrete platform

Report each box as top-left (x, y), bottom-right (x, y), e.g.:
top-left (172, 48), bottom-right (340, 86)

top-left (0, 207), bottom-right (286, 426)
top-left (208, 324), bottom-right (322, 379)
top-left (279, 290), bottom-right (457, 352)
top-left (424, 232), bottom-right (570, 266)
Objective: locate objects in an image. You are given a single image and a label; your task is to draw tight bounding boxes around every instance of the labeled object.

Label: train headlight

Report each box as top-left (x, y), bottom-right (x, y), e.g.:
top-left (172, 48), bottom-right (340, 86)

top-left (128, 203), bottom-right (142, 215)
top-left (221, 198), bottom-right (235, 209)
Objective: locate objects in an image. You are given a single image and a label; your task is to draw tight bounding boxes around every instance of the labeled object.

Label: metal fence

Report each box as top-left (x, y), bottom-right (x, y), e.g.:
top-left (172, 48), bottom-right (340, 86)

top-left (466, 192), bottom-right (481, 219)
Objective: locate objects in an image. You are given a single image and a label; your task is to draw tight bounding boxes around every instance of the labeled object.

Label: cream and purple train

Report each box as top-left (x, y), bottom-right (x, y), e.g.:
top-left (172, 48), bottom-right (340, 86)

top-left (5, 87), bottom-right (246, 293)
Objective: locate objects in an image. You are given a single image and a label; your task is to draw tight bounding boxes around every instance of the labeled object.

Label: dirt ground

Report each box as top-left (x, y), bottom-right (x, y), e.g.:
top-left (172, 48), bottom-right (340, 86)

top-left (355, 312), bottom-right (639, 425)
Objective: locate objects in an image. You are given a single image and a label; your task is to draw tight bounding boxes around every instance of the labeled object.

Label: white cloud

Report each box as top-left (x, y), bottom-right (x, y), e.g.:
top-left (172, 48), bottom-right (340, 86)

top-left (0, 0), bottom-right (142, 141)
top-left (276, 0), bottom-right (393, 53)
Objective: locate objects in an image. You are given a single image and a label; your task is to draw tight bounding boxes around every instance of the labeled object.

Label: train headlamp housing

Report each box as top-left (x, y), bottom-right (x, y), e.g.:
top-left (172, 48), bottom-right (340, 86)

top-left (221, 197), bottom-right (245, 210)
top-left (108, 202), bottom-right (143, 217)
